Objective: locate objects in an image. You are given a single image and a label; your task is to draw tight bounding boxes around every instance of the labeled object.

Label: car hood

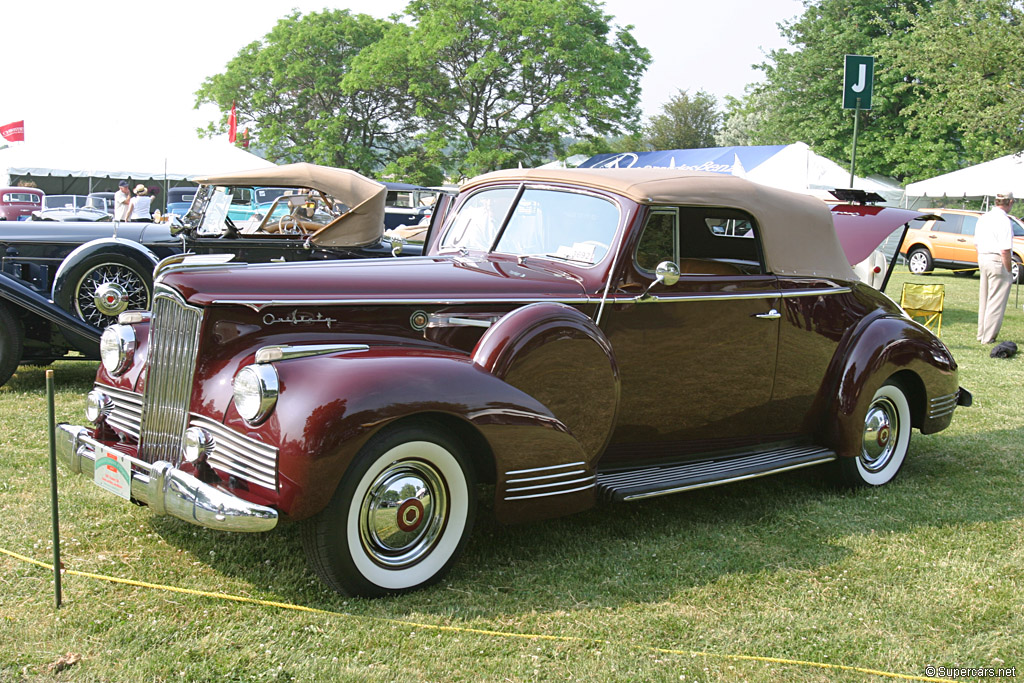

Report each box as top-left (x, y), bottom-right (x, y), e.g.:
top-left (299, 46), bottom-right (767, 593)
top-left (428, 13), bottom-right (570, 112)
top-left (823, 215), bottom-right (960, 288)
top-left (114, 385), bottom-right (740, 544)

top-left (159, 255), bottom-right (591, 308)
top-left (831, 205), bottom-right (936, 265)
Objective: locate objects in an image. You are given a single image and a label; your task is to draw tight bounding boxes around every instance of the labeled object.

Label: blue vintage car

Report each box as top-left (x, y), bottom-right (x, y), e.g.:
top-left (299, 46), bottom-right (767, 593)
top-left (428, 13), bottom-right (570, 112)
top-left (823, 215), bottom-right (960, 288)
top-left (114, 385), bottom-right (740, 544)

top-left (0, 164), bottom-right (431, 387)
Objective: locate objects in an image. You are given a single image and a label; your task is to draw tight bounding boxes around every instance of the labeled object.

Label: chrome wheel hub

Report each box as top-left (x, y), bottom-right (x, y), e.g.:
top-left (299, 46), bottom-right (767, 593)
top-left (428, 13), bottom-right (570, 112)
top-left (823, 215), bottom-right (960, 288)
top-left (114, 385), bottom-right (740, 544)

top-left (359, 459), bottom-right (448, 569)
top-left (93, 282), bottom-right (130, 316)
top-left (861, 397), bottom-right (899, 472)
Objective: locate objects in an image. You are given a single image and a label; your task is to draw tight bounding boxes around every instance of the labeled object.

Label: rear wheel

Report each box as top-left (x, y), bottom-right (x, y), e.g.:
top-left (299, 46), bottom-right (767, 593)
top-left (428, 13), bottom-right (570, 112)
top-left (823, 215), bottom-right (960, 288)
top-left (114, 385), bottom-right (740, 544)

top-left (301, 421), bottom-right (477, 597)
top-left (907, 248), bottom-right (933, 275)
top-left (835, 381), bottom-right (912, 487)
top-left (0, 302), bottom-right (24, 388)
top-left (1012, 255), bottom-right (1022, 284)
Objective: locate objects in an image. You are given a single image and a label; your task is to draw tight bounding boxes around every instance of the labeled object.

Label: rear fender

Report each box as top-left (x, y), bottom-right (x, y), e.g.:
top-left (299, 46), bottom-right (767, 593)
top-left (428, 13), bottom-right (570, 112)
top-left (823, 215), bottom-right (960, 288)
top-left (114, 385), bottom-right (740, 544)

top-left (0, 271), bottom-right (100, 352)
top-left (824, 316), bottom-right (959, 458)
top-left (250, 348), bottom-right (591, 523)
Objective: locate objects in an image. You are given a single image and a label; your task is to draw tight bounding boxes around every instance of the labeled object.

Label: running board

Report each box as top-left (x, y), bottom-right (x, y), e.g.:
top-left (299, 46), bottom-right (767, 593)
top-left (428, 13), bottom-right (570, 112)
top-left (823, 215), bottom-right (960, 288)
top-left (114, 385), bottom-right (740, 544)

top-left (597, 445), bottom-right (837, 502)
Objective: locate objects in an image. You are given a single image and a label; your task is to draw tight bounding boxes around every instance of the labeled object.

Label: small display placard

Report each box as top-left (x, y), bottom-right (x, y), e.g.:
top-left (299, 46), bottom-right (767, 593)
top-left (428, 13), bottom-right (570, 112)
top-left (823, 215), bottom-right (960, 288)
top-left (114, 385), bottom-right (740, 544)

top-left (93, 446), bottom-right (131, 500)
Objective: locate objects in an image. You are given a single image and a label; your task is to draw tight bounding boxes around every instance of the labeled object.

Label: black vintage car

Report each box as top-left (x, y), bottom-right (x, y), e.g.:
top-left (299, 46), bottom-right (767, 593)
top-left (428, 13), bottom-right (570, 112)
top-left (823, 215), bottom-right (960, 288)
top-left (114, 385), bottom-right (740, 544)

top-left (0, 163), bottom-right (425, 387)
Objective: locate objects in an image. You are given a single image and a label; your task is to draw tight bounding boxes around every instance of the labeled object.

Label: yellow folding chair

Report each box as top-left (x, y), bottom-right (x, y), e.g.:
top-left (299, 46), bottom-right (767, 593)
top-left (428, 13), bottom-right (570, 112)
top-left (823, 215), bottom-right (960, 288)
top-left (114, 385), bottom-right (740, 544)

top-left (900, 282), bottom-right (945, 336)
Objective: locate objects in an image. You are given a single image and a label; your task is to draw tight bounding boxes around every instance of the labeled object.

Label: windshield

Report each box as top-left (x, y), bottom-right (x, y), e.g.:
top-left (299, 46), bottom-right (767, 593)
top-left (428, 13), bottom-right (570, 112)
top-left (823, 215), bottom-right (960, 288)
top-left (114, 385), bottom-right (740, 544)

top-left (440, 187), bottom-right (619, 266)
top-left (44, 195), bottom-right (87, 209)
top-left (1011, 215), bottom-right (1024, 237)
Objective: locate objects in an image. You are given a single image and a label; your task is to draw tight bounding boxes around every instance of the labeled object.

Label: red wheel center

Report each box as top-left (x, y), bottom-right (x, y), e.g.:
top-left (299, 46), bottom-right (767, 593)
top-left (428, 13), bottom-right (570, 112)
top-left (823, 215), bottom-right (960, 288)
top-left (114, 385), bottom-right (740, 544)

top-left (396, 498), bottom-right (425, 532)
top-left (877, 425), bottom-right (890, 447)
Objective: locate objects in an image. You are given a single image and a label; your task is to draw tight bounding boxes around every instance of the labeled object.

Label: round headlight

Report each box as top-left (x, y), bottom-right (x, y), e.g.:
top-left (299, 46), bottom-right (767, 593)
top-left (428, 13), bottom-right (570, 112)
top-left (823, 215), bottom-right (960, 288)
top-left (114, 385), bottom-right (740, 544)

top-left (99, 324), bottom-right (136, 376)
top-left (233, 364), bottom-right (279, 424)
top-left (85, 390), bottom-right (113, 424)
top-left (183, 427), bottom-right (215, 464)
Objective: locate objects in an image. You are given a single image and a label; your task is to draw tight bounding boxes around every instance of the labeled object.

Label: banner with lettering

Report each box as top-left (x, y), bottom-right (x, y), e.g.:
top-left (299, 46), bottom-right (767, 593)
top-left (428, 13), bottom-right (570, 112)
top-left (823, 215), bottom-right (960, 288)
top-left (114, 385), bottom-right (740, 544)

top-left (0, 120), bottom-right (25, 142)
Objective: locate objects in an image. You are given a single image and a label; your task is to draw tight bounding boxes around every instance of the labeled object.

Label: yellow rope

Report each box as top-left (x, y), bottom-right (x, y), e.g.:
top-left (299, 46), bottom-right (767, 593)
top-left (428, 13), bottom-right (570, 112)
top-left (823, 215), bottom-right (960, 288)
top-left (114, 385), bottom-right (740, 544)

top-left (2, 545), bottom-right (957, 682)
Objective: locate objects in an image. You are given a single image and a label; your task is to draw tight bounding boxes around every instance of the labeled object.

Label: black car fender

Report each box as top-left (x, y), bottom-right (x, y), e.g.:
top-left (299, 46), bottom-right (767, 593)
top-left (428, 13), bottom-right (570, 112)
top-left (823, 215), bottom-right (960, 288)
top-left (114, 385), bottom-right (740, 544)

top-left (51, 238), bottom-right (161, 304)
top-left (0, 271), bottom-right (101, 354)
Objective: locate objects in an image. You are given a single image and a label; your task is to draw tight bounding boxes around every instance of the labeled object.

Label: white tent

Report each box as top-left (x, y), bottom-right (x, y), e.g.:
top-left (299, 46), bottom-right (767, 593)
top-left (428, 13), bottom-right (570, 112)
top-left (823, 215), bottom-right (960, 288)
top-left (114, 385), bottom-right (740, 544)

top-left (904, 152), bottom-right (1024, 207)
top-left (580, 142), bottom-right (904, 204)
top-left (0, 136), bottom-right (275, 194)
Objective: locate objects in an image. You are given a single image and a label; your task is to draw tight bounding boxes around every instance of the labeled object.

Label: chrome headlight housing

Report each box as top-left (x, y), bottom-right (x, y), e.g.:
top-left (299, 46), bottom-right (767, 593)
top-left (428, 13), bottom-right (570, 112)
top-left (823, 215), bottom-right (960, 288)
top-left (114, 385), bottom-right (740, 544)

top-left (232, 364), bottom-right (279, 424)
top-left (99, 325), bottom-right (136, 376)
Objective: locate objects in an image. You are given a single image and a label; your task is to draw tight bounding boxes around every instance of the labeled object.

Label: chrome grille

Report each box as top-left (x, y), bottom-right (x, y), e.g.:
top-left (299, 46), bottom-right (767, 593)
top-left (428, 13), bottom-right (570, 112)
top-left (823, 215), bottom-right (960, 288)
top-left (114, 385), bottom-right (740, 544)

top-left (102, 384), bottom-right (143, 439)
top-left (190, 414), bottom-right (278, 490)
top-left (138, 286), bottom-right (203, 466)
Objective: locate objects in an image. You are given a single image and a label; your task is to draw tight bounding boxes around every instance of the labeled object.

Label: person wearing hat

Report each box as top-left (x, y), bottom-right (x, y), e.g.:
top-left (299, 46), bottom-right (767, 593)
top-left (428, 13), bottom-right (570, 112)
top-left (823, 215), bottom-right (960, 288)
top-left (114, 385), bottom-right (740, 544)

top-left (113, 180), bottom-right (132, 221)
top-left (128, 184), bottom-right (153, 223)
top-left (975, 192), bottom-right (1015, 343)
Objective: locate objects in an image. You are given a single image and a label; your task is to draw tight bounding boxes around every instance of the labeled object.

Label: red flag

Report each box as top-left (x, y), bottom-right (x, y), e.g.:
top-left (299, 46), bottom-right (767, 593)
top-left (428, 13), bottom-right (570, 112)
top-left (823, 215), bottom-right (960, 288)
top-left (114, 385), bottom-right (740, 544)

top-left (1, 120), bottom-right (25, 142)
top-left (228, 103), bottom-right (237, 144)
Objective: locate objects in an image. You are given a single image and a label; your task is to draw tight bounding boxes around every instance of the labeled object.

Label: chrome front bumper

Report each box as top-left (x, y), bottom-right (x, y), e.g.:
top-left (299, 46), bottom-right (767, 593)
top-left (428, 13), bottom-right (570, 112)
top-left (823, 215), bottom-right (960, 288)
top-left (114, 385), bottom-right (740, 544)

top-left (56, 424), bottom-right (278, 532)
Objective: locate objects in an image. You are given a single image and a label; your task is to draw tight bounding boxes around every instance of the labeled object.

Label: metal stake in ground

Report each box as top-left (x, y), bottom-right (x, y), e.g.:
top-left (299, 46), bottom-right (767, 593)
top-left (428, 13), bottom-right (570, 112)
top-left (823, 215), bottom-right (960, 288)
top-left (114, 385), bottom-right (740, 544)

top-left (47, 369), bottom-right (62, 608)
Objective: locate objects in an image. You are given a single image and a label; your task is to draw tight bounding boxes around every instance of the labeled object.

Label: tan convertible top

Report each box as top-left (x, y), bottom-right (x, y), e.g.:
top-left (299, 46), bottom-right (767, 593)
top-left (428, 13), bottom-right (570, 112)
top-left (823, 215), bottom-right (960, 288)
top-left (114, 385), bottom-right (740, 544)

top-left (191, 162), bottom-right (386, 247)
top-left (464, 168), bottom-right (854, 279)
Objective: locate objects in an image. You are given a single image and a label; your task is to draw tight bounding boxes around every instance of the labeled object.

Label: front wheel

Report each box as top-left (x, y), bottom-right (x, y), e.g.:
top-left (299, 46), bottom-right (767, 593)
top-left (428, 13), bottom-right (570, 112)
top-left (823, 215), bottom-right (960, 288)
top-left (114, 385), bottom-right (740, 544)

top-left (54, 254), bottom-right (152, 329)
top-left (1012, 255), bottom-right (1022, 284)
top-left (835, 381), bottom-right (912, 487)
top-left (907, 248), bottom-right (933, 275)
top-left (301, 421), bottom-right (477, 597)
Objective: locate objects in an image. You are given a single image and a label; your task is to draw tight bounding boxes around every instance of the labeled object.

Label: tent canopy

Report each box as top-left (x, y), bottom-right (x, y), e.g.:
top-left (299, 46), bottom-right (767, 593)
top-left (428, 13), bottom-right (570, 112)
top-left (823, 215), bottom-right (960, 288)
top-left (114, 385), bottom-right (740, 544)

top-left (904, 153), bottom-right (1024, 201)
top-left (579, 142), bottom-right (903, 203)
top-left (0, 137), bottom-right (275, 197)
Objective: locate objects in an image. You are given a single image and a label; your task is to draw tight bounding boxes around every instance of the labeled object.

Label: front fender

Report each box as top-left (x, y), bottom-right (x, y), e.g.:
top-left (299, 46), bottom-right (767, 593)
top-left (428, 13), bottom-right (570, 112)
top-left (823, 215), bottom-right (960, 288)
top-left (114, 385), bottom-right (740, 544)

top-left (826, 315), bottom-right (959, 458)
top-left (51, 237), bottom-right (160, 301)
top-left (0, 271), bottom-right (100, 353)
top-left (236, 348), bottom-right (593, 523)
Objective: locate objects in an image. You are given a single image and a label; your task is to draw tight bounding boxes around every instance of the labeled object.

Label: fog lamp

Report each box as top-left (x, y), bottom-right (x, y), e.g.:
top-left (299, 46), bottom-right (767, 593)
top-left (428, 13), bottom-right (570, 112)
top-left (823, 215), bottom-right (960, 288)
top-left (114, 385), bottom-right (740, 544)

top-left (183, 427), bottom-right (215, 464)
top-left (85, 390), bottom-right (113, 424)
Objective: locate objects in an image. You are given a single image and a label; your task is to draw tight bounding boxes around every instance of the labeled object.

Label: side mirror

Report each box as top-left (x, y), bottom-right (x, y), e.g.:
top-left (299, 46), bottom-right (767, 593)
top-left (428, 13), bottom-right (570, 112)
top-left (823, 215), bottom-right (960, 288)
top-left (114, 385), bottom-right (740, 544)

top-left (638, 260), bottom-right (680, 302)
top-left (655, 260), bottom-right (680, 286)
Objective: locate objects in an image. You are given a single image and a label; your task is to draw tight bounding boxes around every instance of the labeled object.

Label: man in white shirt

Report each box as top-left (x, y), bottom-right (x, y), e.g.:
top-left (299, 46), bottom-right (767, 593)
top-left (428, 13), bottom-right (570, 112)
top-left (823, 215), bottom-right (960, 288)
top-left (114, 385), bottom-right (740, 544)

top-left (975, 192), bottom-right (1015, 343)
top-left (113, 181), bottom-right (132, 221)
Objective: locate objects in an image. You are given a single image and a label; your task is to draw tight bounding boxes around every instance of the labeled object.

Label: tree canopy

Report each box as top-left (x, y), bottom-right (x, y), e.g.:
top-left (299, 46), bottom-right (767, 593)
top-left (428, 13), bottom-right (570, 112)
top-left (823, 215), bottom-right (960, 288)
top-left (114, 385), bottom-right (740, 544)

top-left (722, 0), bottom-right (1024, 183)
top-left (642, 90), bottom-right (721, 151)
top-left (198, 0), bottom-right (649, 180)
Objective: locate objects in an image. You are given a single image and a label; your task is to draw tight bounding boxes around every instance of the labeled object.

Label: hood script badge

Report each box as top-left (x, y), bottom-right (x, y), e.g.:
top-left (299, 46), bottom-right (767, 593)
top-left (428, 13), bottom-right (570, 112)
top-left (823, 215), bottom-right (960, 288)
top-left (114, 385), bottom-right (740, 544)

top-left (263, 309), bottom-right (338, 329)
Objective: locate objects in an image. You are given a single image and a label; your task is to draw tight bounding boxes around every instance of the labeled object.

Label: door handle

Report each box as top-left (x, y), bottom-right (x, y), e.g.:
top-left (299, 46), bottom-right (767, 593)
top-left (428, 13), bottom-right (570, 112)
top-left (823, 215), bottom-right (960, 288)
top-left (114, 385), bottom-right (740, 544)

top-left (756, 309), bottom-right (781, 320)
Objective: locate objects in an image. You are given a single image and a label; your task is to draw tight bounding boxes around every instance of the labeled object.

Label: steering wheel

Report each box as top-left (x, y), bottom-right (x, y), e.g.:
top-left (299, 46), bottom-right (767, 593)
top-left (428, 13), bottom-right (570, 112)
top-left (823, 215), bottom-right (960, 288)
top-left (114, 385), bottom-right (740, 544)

top-left (277, 215), bottom-right (304, 234)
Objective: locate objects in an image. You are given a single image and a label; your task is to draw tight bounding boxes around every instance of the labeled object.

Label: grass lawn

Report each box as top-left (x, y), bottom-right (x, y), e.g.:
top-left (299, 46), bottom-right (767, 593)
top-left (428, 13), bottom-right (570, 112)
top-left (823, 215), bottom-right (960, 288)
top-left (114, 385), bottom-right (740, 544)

top-left (1, 268), bottom-right (1021, 682)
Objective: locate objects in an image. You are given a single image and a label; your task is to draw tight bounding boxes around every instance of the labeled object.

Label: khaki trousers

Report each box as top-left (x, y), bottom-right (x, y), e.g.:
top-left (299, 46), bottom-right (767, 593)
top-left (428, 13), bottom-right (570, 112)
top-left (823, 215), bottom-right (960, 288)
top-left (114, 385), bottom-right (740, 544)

top-left (978, 253), bottom-right (1012, 343)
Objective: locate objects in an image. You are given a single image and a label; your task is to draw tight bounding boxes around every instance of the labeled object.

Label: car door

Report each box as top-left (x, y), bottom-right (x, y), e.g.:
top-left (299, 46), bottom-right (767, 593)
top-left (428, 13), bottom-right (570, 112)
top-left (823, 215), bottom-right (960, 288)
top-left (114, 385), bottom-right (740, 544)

top-left (599, 206), bottom-right (781, 466)
top-left (928, 212), bottom-right (964, 264)
top-left (955, 213), bottom-right (980, 265)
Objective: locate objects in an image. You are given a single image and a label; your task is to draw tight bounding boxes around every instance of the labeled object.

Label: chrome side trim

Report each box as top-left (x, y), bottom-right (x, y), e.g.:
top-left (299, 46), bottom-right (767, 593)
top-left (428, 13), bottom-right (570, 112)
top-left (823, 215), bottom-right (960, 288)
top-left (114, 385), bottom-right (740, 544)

top-left (502, 461), bottom-right (596, 501)
top-left (505, 461), bottom-right (586, 476)
top-left (613, 286), bottom-right (851, 305)
top-left (929, 392), bottom-right (959, 419)
top-left (503, 481), bottom-right (597, 501)
top-left (212, 297), bottom-right (594, 311)
top-left (427, 313), bottom-right (499, 329)
top-left (55, 424), bottom-right (277, 532)
top-left (255, 343), bottom-right (369, 363)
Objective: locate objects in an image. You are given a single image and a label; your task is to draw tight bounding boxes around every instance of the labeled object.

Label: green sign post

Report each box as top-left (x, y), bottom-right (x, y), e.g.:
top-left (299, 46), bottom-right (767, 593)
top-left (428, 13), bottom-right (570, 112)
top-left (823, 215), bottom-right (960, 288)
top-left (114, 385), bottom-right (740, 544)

top-left (843, 55), bottom-right (875, 186)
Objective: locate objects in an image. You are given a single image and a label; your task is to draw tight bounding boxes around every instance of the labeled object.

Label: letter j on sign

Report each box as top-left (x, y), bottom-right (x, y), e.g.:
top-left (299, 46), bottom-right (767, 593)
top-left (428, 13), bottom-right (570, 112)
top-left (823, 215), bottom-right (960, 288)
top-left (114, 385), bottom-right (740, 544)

top-left (843, 55), bottom-right (874, 110)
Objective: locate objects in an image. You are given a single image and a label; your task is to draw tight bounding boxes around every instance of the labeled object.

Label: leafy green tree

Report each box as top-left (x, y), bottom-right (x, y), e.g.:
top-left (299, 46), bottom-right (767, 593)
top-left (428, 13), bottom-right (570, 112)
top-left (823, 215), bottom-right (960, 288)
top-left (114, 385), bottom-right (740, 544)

top-left (347, 0), bottom-right (651, 178)
top-left (195, 9), bottom-right (413, 174)
top-left (725, 0), bottom-right (936, 181)
top-left (886, 0), bottom-right (1024, 172)
top-left (643, 89), bottom-right (721, 150)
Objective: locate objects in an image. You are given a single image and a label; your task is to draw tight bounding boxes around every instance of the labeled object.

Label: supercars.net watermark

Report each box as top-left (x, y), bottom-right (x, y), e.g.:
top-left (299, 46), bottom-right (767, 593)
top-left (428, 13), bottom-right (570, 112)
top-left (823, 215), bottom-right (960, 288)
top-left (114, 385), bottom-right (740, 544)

top-left (925, 665), bottom-right (1016, 679)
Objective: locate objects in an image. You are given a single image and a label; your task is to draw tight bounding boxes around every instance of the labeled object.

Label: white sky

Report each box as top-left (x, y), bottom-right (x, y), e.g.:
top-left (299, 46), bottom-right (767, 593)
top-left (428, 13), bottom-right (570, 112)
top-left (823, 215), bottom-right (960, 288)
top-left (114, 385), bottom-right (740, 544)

top-left (4, 0), bottom-right (804, 147)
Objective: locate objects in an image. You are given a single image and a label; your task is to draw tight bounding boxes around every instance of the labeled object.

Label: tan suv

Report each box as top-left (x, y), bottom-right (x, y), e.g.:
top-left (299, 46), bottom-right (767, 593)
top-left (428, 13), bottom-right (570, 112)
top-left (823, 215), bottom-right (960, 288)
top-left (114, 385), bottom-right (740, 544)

top-left (900, 208), bottom-right (1024, 283)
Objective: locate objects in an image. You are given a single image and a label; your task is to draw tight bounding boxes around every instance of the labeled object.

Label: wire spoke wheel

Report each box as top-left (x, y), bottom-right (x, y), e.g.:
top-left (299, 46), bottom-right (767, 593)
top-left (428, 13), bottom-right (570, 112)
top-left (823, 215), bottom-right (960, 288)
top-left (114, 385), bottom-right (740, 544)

top-left (73, 262), bottom-right (151, 328)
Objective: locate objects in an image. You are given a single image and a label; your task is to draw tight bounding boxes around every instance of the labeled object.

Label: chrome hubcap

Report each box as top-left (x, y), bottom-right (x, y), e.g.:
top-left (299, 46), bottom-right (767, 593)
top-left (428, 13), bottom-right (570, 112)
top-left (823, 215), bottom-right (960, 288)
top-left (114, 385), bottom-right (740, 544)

top-left (93, 282), bottom-right (130, 317)
top-left (359, 459), bottom-right (448, 569)
top-left (861, 396), bottom-right (899, 472)
top-left (75, 264), bottom-right (150, 328)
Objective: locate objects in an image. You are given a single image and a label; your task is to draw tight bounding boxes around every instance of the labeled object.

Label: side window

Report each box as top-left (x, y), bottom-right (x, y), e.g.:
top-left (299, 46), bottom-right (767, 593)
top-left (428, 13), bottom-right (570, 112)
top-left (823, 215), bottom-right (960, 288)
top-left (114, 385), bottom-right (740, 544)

top-left (679, 207), bottom-right (765, 274)
top-left (961, 214), bottom-right (978, 237)
top-left (934, 214), bottom-right (963, 234)
top-left (635, 209), bottom-right (678, 272)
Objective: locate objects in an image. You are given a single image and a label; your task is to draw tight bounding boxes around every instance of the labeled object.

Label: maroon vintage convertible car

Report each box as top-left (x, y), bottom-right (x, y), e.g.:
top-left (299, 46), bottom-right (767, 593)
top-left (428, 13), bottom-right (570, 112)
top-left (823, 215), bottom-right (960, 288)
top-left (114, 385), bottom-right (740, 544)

top-left (57, 168), bottom-right (969, 596)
